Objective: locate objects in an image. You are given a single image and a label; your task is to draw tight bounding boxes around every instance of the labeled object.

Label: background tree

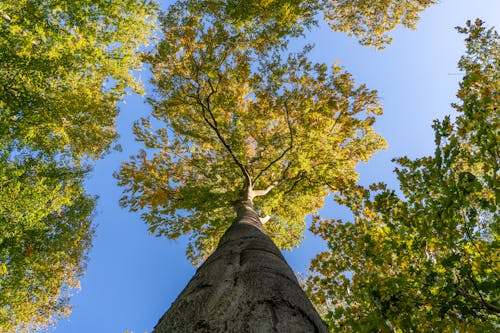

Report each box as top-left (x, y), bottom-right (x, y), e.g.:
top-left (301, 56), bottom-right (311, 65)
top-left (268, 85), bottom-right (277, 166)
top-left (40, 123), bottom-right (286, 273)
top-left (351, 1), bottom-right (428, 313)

top-left (0, 0), bottom-right (157, 331)
top-left (321, 0), bottom-right (436, 48)
top-left (186, 0), bottom-right (436, 49)
top-left (0, 0), bottom-right (156, 160)
top-left (0, 155), bottom-right (94, 332)
top-left (116, 1), bottom-right (385, 265)
top-left (306, 19), bottom-right (499, 332)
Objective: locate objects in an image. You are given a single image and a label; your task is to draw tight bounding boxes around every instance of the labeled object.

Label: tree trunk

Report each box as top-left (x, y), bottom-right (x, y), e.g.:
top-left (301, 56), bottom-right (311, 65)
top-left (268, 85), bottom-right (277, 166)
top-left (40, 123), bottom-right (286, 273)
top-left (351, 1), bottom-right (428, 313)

top-left (153, 201), bottom-right (327, 332)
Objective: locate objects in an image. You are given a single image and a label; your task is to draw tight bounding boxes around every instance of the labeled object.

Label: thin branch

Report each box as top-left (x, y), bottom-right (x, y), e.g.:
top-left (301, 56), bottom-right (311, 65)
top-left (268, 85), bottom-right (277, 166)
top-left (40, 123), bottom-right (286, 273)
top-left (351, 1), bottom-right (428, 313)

top-left (284, 170), bottom-right (307, 196)
top-left (466, 271), bottom-right (500, 314)
top-left (328, 103), bottom-right (345, 134)
top-left (165, 139), bottom-right (209, 177)
top-left (280, 159), bottom-right (293, 179)
top-left (260, 215), bottom-right (271, 224)
top-left (195, 88), bottom-right (252, 192)
top-left (0, 178), bottom-right (14, 188)
top-left (206, 78), bottom-right (217, 98)
top-left (459, 208), bottom-right (500, 280)
top-left (253, 100), bottom-right (294, 184)
top-left (252, 182), bottom-right (278, 198)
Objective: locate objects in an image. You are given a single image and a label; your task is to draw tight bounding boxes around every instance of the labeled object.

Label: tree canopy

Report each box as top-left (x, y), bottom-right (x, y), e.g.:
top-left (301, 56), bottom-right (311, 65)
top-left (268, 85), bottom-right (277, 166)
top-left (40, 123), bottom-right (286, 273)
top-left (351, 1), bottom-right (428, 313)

top-left (321, 0), bottom-right (436, 48)
top-left (0, 0), bottom-right (445, 330)
top-left (0, 0), bottom-right (156, 331)
top-left (0, 0), bottom-right (156, 160)
top-left (306, 19), bottom-right (499, 332)
top-left (116, 1), bottom-right (385, 265)
top-left (185, 0), bottom-right (436, 49)
top-left (0, 155), bottom-right (94, 332)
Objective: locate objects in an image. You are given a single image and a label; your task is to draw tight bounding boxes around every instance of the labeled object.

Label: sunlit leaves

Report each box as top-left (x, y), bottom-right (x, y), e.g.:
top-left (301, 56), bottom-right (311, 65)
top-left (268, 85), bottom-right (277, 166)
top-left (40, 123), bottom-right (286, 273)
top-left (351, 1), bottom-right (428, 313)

top-left (185, 0), bottom-right (319, 46)
top-left (183, 0), bottom-right (436, 50)
top-left (116, 1), bottom-right (385, 265)
top-left (322, 0), bottom-right (436, 49)
top-left (0, 0), bottom-right (157, 161)
top-left (306, 21), bottom-right (499, 332)
top-left (0, 0), bottom-right (157, 331)
top-left (0, 153), bottom-right (94, 332)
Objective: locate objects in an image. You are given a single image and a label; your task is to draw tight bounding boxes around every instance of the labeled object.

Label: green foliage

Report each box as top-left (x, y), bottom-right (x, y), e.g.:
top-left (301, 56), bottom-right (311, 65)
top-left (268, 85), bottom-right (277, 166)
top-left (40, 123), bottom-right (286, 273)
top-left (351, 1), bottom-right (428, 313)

top-left (183, 0), bottom-right (436, 49)
top-left (322, 0), bottom-right (436, 49)
top-left (186, 0), bottom-right (319, 43)
top-left (116, 1), bottom-right (385, 265)
top-left (0, 153), bottom-right (95, 332)
top-left (306, 20), bottom-right (499, 332)
top-left (0, 0), bottom-right (157, 331)
top-left (0, 0), bottom-right (157, 160)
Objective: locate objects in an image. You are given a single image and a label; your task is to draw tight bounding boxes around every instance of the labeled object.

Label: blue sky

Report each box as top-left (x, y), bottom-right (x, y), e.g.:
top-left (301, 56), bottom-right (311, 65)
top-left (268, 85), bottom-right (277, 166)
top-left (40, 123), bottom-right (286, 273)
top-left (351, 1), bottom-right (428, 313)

top-left (54, 1), bottom-right (500, 332)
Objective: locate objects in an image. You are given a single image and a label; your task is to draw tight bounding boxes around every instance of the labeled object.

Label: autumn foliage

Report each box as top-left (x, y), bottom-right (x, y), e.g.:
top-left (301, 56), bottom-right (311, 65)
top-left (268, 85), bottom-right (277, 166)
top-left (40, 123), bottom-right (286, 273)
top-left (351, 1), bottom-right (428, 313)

top-left (116, 1), bottom-right (385, 265)
top-left (0, 0), bottom-right (156, 331)
top-left (306, 20), bottom-right (499, 332)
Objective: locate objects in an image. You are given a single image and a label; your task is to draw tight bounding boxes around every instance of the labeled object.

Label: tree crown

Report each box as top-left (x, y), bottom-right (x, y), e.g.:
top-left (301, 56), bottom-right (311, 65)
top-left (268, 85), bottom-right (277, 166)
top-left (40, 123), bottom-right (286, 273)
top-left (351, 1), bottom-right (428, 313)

top-left (117, 3), bottom-right (385, 264)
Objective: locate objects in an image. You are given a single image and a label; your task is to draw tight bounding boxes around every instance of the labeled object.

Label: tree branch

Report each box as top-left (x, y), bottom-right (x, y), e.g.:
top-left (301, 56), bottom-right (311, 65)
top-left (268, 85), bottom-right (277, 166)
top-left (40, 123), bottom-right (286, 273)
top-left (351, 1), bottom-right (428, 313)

top-left (284, 170), bottom-right (307, 195)
top-left (253, 100), bottom-right (294, 184)
top-left (251, 182), bottom-right (278, 199)
top-left (466, 271), bottom-right (500, 314)
top-left (195, 87), bottom-right (253, 194)
top-left (459, 206), bottom-right (499, 280)
top-left (260, 215), bottom-right (271, 224)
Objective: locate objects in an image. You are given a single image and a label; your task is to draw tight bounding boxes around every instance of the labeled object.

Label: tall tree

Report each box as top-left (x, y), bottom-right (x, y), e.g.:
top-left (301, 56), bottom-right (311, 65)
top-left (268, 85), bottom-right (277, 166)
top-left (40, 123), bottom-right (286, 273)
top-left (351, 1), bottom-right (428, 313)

top-left (0, 1), bottom-right (156, 331)
top-left (115, 0), bottom-right (446, 330)
top-left (306, 19), bottom-right (499, 332)
top-left (152, 199), bottom-right (329, 332)
top-left (116, 0), bottom-right (384, 330)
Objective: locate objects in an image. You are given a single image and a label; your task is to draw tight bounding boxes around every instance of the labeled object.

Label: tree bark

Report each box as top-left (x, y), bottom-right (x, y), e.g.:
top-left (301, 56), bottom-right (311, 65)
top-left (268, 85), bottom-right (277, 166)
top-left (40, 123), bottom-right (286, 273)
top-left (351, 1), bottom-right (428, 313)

top-left (153, 201), bottom-right (327, 332)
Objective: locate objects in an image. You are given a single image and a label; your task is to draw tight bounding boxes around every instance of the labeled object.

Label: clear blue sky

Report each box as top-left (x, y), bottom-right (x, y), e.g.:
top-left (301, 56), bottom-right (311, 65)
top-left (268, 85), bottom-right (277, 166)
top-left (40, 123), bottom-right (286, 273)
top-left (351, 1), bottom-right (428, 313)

top-left (54, 1), bottom-right (500, 332)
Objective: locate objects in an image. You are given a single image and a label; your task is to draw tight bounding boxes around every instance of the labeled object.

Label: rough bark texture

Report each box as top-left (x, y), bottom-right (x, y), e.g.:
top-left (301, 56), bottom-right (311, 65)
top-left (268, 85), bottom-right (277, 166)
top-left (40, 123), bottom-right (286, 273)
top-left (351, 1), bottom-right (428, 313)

top-left (153, 201), bottom-right (327, 332)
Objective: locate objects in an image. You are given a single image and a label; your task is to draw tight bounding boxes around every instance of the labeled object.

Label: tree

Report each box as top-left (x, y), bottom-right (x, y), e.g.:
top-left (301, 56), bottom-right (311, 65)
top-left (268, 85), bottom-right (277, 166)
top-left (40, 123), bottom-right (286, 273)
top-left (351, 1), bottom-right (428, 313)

top-left (152, 200), bottom-right (329, 332)
top-left (116, 0), bottom-right (385, 330)
top-left (114, 0), bottom-right (454, 330)
top-left (0, 1), bottom-right (157, 331)
top-left (321, 0), bottom-right (436, 48)
top-left (306, 19), bottom-right (499, 332)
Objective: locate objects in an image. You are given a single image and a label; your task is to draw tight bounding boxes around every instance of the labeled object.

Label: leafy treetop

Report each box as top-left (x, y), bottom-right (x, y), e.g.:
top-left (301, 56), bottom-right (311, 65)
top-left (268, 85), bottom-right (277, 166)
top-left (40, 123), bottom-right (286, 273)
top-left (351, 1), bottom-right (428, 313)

top-left (0, 0), bottom-right (157, 331)
top-left (322, 0), bottom-right (436, 48)
top-left (181, 0), bottom-right (436, 49)
top-left (116, 2), bottom-right (386, 264)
